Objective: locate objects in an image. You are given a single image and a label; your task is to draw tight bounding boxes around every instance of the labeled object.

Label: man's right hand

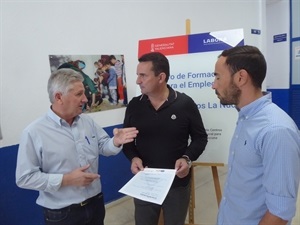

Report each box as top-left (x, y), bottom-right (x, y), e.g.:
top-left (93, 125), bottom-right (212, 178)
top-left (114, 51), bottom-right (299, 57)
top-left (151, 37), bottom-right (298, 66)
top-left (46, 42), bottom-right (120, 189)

top-left (61, 164), bottom-right (100, 187)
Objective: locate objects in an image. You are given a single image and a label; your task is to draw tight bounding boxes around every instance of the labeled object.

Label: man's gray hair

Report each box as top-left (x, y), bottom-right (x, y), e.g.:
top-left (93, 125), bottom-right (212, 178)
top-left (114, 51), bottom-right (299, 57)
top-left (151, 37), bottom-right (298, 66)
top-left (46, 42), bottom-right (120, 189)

top-left (47, 68), bottom-right (84, 103)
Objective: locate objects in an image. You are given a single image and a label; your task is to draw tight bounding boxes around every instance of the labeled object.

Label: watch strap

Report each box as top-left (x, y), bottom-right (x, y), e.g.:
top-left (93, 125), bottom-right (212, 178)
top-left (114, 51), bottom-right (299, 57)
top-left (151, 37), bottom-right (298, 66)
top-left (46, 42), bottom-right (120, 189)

top-left (181, 155), bottom-right (192, 168)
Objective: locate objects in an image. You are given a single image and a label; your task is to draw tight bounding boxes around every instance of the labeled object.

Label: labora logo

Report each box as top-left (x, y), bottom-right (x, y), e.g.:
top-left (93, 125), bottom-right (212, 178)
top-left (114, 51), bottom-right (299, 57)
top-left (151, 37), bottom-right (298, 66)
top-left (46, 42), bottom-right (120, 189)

top-left (203, 37), bottom-right (226, 45)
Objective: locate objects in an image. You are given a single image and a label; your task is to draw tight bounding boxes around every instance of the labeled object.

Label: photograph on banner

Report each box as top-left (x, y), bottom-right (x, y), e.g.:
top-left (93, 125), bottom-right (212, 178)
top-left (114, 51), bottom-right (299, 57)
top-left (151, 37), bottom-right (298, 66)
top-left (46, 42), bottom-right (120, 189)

top-left (138, 29), bottom-right (244, 163)
top-left (49, 54), bottom-right (127, 113)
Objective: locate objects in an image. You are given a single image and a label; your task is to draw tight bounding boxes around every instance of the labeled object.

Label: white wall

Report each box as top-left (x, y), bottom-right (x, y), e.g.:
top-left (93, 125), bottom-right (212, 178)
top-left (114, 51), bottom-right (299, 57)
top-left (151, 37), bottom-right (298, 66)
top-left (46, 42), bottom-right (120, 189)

top-left (266, 0), bottom-right (290, 89)
top-left (0, 0), bottom-right (266, 147)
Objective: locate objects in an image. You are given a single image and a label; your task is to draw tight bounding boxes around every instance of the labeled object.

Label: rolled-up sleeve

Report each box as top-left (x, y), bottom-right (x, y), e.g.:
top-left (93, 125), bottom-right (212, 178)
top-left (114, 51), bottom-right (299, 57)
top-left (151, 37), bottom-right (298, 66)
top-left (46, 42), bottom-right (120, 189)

top-left (262, 127), bottom-right (300, 220)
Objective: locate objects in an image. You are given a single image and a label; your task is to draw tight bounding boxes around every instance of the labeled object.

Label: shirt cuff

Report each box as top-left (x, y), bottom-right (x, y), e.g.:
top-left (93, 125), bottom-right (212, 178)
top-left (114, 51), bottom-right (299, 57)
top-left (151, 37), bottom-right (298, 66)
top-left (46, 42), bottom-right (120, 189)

top-left (46, 174), bottom-right (63, 192)
top-left (109, 138), bottom-right (122, 155)
top-left (266, 192), bottom-right (297, 220)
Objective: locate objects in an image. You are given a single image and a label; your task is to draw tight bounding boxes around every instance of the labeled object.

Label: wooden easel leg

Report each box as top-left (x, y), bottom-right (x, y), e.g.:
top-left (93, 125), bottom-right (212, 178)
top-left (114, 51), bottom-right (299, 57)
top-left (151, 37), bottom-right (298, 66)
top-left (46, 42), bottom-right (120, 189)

top-left (188, 166), bottom-right (195, 224)
top-left (158, 209), bottom-right (164, 225)
top-left (211, 166), bottom-right (222, 207)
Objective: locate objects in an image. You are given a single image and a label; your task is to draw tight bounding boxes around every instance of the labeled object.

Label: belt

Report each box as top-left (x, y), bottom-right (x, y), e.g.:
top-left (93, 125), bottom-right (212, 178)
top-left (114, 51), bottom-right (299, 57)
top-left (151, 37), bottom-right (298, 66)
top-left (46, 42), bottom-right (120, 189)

top-left (43, 193), bottom-right (103, 212)
top-left (72, 192), bottom-right (103, 207)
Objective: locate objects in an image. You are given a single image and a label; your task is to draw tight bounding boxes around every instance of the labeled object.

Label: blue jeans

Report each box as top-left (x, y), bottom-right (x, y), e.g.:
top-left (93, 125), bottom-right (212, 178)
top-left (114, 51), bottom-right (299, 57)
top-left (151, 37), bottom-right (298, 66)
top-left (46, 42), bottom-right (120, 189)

top-left (43, 193), bottom-right (105, 225)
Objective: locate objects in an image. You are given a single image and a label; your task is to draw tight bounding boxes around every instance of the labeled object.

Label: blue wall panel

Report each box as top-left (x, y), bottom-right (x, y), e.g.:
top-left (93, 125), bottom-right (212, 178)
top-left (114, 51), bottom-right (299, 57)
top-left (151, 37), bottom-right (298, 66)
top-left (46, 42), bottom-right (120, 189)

top-left (0, 145), bottom-right (43, 225)
top-left (290, 88), bottom-right (300, 129)
top-left (0, 124), bottom-right (132, 225)
top-left (267, 88), bottom-right (290, 114)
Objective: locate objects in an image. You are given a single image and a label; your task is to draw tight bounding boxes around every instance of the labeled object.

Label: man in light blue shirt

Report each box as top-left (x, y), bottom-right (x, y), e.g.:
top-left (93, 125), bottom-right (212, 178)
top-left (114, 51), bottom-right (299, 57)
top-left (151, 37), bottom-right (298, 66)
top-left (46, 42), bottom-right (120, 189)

top-left (15, 68), bottom-right (138, 225)
top-left (213, 45), bottom-right (300, 225)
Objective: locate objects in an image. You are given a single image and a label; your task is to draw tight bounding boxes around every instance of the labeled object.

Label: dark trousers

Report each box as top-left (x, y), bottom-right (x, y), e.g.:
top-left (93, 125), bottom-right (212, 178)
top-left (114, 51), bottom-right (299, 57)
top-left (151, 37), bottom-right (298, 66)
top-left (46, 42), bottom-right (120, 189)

top-left (43, 193), bottom-right (105, 225)
top-left (134, 182), bottom-right (191, 225)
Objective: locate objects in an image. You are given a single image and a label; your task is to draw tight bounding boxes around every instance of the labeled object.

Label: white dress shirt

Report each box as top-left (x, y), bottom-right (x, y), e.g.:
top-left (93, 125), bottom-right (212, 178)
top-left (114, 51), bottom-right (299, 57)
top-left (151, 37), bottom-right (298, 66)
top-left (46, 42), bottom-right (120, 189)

top-left (16, 108), bottom-right (121, 209)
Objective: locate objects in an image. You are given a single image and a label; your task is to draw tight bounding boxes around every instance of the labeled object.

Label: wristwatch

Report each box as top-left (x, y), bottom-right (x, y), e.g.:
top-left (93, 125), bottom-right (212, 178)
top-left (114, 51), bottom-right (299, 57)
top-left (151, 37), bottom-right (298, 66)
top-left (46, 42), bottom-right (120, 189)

top-left (181, 155), bottom-right (192, 168)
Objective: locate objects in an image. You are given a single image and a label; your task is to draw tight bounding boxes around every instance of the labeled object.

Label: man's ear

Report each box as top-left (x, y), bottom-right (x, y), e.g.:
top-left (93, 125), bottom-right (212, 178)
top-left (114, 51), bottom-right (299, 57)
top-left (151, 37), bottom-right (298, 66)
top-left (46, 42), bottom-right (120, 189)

top-left (158, 72), bottom-right (167, 83)
top-left (236, 69), bottom-right (249, 86)
top-left (55, 92), bottom-right (63, 104)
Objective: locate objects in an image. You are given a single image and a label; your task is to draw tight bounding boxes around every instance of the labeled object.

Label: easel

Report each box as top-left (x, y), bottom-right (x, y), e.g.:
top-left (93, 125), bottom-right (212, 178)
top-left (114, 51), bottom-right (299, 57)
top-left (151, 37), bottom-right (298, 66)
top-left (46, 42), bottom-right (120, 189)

top-left (158, 19), bottom-right (224, 225)
top-left (183, 19), bottom-right (225, 225)
top-left (158, 162), bottom-right (224, 225)
top-left (185, 162), bottom-right (224, 225)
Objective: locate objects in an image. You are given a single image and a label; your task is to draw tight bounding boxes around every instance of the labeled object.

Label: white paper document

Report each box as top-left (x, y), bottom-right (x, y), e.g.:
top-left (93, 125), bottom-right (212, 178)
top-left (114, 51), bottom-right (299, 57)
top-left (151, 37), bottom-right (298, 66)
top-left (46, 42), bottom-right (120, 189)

top-left (119, 168), bottom-right (176, 205)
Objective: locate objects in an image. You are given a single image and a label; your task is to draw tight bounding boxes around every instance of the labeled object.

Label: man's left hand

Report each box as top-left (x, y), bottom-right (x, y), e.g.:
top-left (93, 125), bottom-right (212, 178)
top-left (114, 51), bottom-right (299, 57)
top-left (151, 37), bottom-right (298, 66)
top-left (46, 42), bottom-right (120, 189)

top-left (113, 127), bottom-right (139, 147)
top-left (175, 158), bottom-right (190, 178)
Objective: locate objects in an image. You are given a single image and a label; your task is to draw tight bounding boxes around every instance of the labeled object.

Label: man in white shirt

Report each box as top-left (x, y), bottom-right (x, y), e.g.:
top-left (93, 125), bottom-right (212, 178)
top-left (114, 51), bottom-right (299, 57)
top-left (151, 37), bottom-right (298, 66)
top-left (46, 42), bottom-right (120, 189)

top-left (15, 68), bottom-right (138, 225)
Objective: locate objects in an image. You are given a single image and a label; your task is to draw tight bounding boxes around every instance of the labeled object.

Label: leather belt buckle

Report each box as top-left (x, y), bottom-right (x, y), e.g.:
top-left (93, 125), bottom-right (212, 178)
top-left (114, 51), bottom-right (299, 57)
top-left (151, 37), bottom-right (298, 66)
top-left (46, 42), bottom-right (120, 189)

top-left (77, 192), bottom-right (101, 207)
top-left (80, 200), bottom-right (88, 207)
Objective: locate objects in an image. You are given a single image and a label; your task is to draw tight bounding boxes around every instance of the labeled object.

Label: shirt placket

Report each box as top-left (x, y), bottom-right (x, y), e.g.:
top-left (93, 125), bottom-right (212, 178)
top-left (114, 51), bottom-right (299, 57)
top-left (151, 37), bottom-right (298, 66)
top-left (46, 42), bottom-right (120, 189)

top-left (70, 122), bottom-right (88, 167)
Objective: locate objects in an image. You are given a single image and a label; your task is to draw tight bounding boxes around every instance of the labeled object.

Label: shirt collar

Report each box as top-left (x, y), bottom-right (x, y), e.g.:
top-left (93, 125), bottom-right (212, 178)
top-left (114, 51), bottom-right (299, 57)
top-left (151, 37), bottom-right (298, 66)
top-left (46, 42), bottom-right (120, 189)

top-left (139, 85), bottom-right (177, 102)
top-left (238, 91), bottom-right (272, 119)
top-left (47, 106), bottom-right (80, 126)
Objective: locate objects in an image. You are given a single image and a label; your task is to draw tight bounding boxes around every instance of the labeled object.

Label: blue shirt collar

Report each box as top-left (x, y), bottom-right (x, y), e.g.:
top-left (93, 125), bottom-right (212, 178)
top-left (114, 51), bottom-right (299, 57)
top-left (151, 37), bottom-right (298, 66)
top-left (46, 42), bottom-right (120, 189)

top-left (238, 91), bottom-right (272, 119)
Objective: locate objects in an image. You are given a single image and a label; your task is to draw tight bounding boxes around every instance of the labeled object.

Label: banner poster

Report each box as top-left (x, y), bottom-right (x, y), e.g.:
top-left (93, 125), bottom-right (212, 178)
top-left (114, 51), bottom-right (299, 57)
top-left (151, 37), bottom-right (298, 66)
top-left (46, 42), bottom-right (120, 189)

top-left (138, 29), bottom-right (244, 163)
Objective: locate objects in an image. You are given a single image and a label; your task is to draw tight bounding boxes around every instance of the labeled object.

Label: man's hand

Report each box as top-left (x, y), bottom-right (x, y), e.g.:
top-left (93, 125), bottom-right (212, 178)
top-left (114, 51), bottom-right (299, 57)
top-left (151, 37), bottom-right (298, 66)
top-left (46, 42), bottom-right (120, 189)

top-left (61, 164), bottom-right (100, 187)
top-left (131, 157), bottom-right (144, 174)
top-left (113, 127), bottom-right (139, 147)
top-left (175, 158), bottom-right (190, 178)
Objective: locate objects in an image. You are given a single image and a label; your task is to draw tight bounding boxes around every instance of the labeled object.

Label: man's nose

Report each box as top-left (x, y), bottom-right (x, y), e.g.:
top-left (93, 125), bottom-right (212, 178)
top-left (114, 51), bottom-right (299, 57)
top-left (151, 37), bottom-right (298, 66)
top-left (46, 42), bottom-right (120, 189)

top-left (83, 94), bottom-right (88, 103)
top-left (136, 76), bottom-right (141, 84)
top-left (212, 82), bottom-right (216, 90)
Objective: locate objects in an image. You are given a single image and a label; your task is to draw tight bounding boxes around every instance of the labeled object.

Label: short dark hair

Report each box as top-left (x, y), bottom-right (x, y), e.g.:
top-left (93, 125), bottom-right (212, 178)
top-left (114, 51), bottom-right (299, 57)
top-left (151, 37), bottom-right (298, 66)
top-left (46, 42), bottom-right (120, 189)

top-left (109, 55), bottom-right (116, 61)
top-left (220, 45), bottom-right (267, 89)
top-left (138, 52), bottom-right (170, 82)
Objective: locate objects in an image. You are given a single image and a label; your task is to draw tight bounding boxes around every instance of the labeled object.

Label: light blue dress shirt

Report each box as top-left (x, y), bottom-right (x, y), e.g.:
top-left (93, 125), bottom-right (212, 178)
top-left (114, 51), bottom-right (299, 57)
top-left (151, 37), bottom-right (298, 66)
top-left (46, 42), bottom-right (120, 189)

top-left (217, 92), bottom-right (300, 225)
top-left (16, 108), bottom-right (122, 209)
